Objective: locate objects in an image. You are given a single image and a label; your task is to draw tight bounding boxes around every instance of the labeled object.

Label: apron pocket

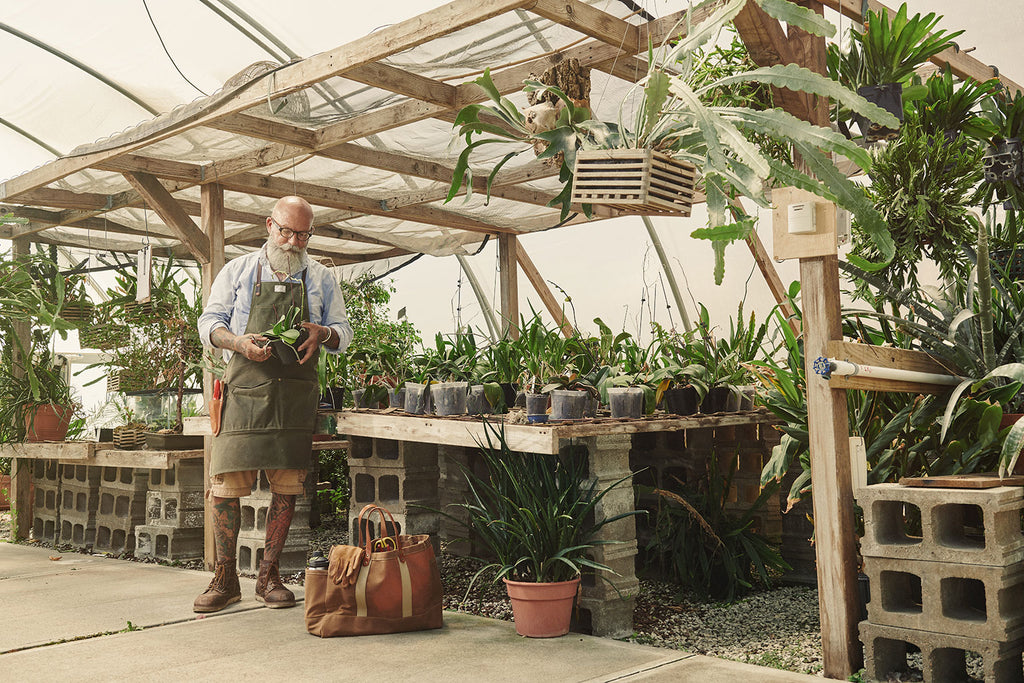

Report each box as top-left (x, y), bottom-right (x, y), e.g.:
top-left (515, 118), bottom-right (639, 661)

top-left (223, 378), bottom-right (317, 433)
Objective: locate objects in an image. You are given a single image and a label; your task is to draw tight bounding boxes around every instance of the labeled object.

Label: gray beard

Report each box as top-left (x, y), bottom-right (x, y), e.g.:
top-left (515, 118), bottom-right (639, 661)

top-left (266, 239), bottom-right (303, 275)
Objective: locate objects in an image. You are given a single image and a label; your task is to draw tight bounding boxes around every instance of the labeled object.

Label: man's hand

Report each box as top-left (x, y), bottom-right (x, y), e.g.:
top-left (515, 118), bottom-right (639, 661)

top-left (213, 327), bottom-right (272, 362)
top-left (237, 334), bottom-right (272, 362)
top-left (297, 322), bottom-right (332, 364)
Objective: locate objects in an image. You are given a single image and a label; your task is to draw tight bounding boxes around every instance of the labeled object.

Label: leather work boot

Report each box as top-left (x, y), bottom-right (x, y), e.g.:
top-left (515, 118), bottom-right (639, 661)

top-left (255, 560), bottom-right (296, 608)
top-left (193, 559), bottom-right (241, 613)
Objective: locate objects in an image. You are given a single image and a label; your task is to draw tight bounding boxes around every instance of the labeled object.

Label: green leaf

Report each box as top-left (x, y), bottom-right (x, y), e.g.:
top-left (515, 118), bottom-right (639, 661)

top-left (641, 71), bottom-right (672, 143)
top-left (756, 0), bottom-right (835, 38)
top-left (708, 64), bottom-right (901, 129)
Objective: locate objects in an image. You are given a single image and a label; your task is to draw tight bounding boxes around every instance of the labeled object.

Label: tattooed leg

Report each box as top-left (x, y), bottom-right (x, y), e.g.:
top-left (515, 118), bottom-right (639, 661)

top-left (264, 493), bottom-right (296, 564)
top-left (211, 496), bottom-right (240, 563)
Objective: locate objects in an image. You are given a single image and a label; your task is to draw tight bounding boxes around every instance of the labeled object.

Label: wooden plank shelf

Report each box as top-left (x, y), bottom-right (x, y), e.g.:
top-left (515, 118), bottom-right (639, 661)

top-left (0, 442), bottom-right (202, 469)
top-left (312, 439), bottom-right (350, 451)
top-left (329, 408), bottom-right (777, 455)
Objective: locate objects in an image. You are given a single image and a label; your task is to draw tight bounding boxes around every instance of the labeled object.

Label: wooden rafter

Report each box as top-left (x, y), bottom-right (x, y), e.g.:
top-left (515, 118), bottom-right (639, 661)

top-left (516, 243), bottom-right (574, 338)
top-left (122, 172), bottom-right (211, 263)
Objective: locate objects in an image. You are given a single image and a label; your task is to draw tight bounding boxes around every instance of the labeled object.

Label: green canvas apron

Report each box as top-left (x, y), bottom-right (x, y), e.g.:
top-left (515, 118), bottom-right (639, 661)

top-left (211, 262), bottom-right (319, 477)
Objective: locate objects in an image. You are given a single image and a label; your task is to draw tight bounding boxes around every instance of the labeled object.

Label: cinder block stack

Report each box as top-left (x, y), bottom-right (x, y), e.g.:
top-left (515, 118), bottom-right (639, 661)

top-left (57, 464), bottom-right (100, 549)
top-left (346, 436), bottom-right (440, 553)
top-left (94, 467), bottom-right (149, 554)
top-left (858, 483), bottom-right (1024, 682)
top-left (135, 459), bottom-right (205, 561)
top-left (30, 459), bottom-right (60, 543)
top-left (236, 470), bottom-right (312, 575)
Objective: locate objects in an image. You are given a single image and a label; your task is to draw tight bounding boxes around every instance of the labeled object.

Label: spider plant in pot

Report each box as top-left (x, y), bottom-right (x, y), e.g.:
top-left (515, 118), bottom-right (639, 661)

top-left (827, 3), bottom-right (962, 142)
top-left (436, 421), bottom-right (642, 637)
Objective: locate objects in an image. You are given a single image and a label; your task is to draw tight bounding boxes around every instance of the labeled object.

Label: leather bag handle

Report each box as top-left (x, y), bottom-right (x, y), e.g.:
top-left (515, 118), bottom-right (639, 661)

top-left (356, 504), bottom-right (405, 563)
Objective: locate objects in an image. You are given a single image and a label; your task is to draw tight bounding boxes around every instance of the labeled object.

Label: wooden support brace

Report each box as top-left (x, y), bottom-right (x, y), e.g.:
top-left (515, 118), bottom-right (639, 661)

top-left (200, 183), bottom-right (225, 570)
top-left (825, 340), bottom-right (961, 395)
top-left (123, 172), bottom-right (211, 264)
top-left (516, 244), bottom-right (575, 338)
top-left (498, 233), bottom-right (519, 339)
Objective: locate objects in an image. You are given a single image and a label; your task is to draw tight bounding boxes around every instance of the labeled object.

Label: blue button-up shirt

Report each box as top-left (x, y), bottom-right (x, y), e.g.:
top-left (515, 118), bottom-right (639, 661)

top-left (198, 247), bottom-right (353, 361)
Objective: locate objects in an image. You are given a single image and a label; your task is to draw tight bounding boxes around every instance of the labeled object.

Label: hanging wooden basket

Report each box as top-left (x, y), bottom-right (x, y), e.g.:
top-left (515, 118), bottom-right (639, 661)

top-left (571, 149), bottom-right (697, 215)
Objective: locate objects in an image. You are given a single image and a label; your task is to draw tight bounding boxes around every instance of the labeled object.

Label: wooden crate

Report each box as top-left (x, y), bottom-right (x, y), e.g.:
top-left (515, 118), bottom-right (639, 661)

top-left (571, 149), bottom-right (697, 215)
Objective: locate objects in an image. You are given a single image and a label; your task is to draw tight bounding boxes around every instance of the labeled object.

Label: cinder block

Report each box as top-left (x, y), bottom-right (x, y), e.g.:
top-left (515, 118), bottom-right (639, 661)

top-left (864, 555), bottom-right (1024, 641)
top-left (31, 459), bottom-right (59, 483)
top-left (147, 459), bottom-right (204, 490)
top-left (135, 524), bottom-right (204, 561)
top-left (59, 513), bottom-right (96, 548)
top-left (32, 513), bottom-right (57, 543)
top-left (99, 467), bottom-right (149, 492)
top-left (34, 484), bottom-right (58, 513)
top-left (859, 484), bottom-right (1024, 566)
top-left (97, 489), bottom-right (146, 521)
top-left (146, 489), bottom-right (204, 527)
top-left (860, 620), bottom-right (1024, 683)
top-left (237, 527), bottom-right (310, 574)
top-left (61, 463), bottom-right (100, 486)
top-left (94, 517), bottom-right (137, 554)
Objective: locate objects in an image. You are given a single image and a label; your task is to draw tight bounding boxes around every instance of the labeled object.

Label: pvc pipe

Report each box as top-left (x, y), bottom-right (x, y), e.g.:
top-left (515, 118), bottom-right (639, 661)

top-left (814, 356), bottom-right (963, 387)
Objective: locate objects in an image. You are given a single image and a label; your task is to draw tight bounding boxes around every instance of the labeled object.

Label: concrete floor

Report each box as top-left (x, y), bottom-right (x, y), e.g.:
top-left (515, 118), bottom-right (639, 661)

top-left (0, 543), bottom-right (820, 682)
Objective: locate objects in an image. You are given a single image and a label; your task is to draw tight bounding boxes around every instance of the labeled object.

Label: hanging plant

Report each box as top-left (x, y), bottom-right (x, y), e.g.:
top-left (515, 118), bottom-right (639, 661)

top-left (828, 3), bottom-right (963, 142)
top-left (849, 111), bottom-right (983, 299)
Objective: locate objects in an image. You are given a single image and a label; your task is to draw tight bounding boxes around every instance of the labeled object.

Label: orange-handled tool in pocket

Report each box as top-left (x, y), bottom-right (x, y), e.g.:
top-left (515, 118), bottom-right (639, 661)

top-left (210, 379), bottom-right (223, 436)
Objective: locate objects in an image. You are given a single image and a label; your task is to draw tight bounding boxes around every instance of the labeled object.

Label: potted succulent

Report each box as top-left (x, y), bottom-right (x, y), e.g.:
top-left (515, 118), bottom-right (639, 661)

top-left (439, 422), bottom-right (641, 637)
top-left (828, 3), bottom-right (962, 142)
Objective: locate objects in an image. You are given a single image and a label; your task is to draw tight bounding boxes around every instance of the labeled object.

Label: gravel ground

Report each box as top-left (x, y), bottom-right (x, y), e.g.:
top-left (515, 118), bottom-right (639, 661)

top-left (5, 511), bottom-right (833, 677)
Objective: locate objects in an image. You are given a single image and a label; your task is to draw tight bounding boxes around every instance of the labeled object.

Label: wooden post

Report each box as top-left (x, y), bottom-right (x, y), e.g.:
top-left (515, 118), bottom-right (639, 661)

top-left (10, 237), bottom-right (32, 540)
top-left (498, 233), bottom-right (519, 339)
top-left (516, 244), bottom-right (574, 338)
top-left (794, 2), bottom-right (862, 676)
top-left (200, 183), bottom-right (225, 570)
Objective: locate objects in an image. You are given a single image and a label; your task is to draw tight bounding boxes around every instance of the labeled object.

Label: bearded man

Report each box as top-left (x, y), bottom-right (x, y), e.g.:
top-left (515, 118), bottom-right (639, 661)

top-left (195, 195), bottom-right (352, 612)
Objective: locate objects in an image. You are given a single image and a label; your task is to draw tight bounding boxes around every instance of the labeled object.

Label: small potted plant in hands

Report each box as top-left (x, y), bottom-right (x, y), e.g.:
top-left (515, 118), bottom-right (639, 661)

top-left (258, 306), bottom-right (309, 365)
top-left (438, 422), bottom-right (641, 638)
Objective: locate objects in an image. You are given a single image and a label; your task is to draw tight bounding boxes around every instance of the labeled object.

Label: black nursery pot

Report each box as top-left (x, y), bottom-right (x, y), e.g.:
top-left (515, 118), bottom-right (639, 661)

top-left (664, 386), bottom-right (699, 416)
top-left (700, 386), bottom-right (732, 414)
top-left (270, 327), bottom-right (309, 365)
top-left (854, 83), bottom-right (903, 142)
top-left (984, 138), bottom-right (1024, 185)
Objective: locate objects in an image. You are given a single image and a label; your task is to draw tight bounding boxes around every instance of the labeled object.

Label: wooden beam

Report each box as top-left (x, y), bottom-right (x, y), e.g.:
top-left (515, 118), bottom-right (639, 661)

top-left (0, 0), bottom-right (534, 202)
top-left (528, 0), bottom-right (640, 55)
top-left (794, 3), bottom-right (860, 676)
top-left (123, 172), bottom-right (211, 264)
top-left (210, 114), bottom-right (318, 149)
top-left (498, 233), bottom-right (519, 339)
top-left (743, 224), bottom-right (799, 336)
top-left (9, 236), bottom-right (32, 541)
top-left (344, 62), bottom-right (458, 107)
top-left (11, 187), bottom-right (122, 211)
top-left (200, 183), bottom-right (224, 571)
top-left (218, 172), bottom-right (510, 235)
top-left (733, 1), bottom-right (811, 119)
top-left (516, 243), bottom-right (575, 338)
top-left (827, 340), bottom-right (959, 376)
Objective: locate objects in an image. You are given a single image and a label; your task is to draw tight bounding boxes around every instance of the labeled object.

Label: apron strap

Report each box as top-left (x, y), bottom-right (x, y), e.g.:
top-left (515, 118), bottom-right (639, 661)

top-left (255, 260), bottom-right (262, 296)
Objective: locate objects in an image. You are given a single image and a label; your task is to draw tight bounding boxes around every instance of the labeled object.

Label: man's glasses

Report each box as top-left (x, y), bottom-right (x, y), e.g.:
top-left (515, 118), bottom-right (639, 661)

top-left (271, 217), bottom-right (314, 242)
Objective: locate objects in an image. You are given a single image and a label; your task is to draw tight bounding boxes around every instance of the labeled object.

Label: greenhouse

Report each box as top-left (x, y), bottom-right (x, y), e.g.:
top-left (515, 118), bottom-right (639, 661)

top-left (2, 0), bottom-right (1024, 680)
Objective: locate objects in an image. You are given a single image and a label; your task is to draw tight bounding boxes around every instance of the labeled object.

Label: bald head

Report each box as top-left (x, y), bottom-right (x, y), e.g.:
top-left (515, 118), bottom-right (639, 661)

top-left (270, 196), bottom-right (314, 232)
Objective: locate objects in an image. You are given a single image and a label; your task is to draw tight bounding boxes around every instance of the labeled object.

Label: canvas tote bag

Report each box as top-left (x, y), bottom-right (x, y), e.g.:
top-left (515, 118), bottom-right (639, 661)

top-left (305, 504), bottom-right (443, 637)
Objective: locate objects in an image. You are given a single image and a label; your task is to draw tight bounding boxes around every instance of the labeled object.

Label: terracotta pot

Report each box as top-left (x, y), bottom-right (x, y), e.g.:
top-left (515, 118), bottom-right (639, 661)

top-left (24, 404), bottom-right (74, 442)
top-left (503, 577), bottom-right (581, 638)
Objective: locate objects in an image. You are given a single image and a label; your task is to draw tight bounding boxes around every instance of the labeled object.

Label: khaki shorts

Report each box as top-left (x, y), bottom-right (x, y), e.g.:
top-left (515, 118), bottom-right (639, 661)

top-left (209, 469), bottom-right (307, 498)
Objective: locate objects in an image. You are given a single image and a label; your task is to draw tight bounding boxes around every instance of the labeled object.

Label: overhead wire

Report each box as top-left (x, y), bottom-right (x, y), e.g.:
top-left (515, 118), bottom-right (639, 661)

top-left (141, 0), bottom-right (209, 96)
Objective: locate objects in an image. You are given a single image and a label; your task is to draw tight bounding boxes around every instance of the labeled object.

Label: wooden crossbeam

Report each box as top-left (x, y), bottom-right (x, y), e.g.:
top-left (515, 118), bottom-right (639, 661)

top-left (516, 243), bottom-right (575, 338)
top-left (344, 62), bottom-right (458, 107)
top-left (825, 340), bottom-right (960, 395)
top-left (217, 172), bottom-right (511, 235)
top-left (122, 172), bottom-right (211, 263)
top-left (211, 114), bottom-right (318, 148)
top-left (528, 0), bottom-right (640, 55)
